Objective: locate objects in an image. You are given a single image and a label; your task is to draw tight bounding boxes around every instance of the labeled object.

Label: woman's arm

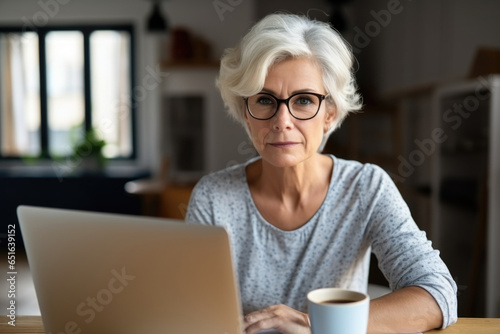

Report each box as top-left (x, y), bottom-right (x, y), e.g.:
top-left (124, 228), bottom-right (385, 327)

top-left (243, 286), bottom-right (442, 334)
top-left (363, 165), bottom-right (457, 329)
top-left (369, 286), bottom-right (443, 333)
top-left (244, 286), bottom-right (442, 334)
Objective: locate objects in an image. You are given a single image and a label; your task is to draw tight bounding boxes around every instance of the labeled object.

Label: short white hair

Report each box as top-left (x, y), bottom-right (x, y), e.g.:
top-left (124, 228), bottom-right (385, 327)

top-left (217, 13), bottom-right (362, 146)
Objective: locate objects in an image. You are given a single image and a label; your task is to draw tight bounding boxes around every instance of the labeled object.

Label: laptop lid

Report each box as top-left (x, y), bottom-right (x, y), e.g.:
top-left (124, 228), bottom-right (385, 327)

top-left (17, 205), bottom-right (244, 334)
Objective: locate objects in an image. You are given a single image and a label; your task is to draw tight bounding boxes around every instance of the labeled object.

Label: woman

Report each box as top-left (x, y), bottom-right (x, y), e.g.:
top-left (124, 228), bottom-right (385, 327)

top-left (186, 13), bottom-right (457, 334)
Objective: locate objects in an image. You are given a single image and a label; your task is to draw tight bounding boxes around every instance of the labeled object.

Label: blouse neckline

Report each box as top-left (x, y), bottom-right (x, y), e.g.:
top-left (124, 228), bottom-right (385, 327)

top-left (242, 154), bottom-right (339, 234)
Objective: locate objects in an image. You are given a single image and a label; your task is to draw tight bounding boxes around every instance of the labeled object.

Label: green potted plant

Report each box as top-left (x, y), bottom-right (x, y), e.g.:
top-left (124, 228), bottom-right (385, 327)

top-left (71, 129), bottom-right (107, 173)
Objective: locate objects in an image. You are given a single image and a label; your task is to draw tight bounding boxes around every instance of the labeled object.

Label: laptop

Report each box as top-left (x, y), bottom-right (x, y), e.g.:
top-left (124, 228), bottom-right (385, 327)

top-left (17, 205), bottom-right (249, 334)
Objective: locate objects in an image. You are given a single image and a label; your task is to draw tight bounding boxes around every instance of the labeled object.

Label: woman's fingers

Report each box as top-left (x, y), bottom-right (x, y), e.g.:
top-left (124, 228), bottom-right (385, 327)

top-left (244, 304), bottom-right (310, 334)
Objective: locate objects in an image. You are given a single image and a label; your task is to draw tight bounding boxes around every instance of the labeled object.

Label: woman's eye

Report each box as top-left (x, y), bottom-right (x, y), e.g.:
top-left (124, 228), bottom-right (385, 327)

top-left (258, 97), bottom-right (273, 105)
top-left (297, 97), bottom-right (312, 105)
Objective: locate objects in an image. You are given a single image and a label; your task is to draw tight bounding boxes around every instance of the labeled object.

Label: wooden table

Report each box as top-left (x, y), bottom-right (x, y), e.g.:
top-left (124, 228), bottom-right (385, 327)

top-left (0, 316), bottom-right (44, 333)
top-left (1, 316), bottom-right (499, 333)
top-left (426, 318), bottom-right (500, 333)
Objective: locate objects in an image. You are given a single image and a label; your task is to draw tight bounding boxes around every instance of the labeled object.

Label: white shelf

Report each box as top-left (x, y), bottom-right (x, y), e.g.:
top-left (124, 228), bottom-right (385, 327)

top-left (160, 67), bottom-right (254, 182)
top-left (431, 75), bottom-right (500, 317)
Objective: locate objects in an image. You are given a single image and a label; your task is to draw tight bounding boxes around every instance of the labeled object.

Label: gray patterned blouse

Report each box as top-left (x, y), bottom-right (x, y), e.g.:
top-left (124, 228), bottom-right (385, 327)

top-left (186, 155), bottom-right (458, 329)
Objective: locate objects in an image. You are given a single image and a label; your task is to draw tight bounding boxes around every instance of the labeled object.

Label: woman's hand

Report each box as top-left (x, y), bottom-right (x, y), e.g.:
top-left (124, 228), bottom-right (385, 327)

top-left (244, 304), bottom-right (311, 334)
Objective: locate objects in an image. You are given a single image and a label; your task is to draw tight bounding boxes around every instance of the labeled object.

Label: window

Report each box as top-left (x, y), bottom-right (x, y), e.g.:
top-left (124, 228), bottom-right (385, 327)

top-left (0, 25), bottom-right (136, 160)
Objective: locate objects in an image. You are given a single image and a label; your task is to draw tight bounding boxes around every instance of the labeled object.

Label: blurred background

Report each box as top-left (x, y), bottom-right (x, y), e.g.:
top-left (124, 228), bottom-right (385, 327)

top-left (0, 0), bottom-right (499, 319)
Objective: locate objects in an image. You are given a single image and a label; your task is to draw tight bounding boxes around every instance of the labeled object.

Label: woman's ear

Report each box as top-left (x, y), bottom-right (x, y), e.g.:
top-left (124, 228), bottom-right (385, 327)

top-left (244, 108), bottom-right (251, 127)
top-left (243, 108), bottom-right (254, 138)
top-left (324, 105), bottom-right (337, 134)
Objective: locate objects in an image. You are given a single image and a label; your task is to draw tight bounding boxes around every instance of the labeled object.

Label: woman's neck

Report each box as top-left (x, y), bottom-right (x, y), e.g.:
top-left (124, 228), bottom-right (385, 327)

top-left (248, 153), bottom-right (333, 203)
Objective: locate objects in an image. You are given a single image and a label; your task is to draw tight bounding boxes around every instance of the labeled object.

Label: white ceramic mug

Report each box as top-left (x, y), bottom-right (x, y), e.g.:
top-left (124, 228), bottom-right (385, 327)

top-left (308, 288), bottom-right (370, 334)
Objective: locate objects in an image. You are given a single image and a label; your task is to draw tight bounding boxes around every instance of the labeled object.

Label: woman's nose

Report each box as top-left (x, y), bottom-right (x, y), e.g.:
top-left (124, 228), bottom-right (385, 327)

top-left (272, 102), bottom-right (294, 131)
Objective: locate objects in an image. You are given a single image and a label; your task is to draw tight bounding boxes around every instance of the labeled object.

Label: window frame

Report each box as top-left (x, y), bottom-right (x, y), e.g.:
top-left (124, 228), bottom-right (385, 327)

top-left (0, 24), bottom-right (137, 161)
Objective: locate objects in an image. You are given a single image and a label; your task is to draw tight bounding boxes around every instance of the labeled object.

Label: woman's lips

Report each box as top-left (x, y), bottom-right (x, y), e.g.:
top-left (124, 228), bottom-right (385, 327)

top-left (268, 142), bottom-right (299, 148)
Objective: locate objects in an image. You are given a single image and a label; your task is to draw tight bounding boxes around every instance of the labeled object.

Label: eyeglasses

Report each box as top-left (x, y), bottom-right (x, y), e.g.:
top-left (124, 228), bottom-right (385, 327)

top-left (244, 92), bottom-right (329, 121)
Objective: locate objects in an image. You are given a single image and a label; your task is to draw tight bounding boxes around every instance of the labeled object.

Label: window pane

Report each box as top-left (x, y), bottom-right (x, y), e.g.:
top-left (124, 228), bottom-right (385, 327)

top-left (90, 30), bottom-right (132, 158)
top-left (0, 32), bottom-right (41, 156)
top-left (46, 31), bottom-right (85, 157)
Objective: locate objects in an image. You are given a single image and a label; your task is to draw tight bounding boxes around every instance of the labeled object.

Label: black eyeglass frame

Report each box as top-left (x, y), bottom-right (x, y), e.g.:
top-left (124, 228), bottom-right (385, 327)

top-left (244, 92), bottom-right (329, 121)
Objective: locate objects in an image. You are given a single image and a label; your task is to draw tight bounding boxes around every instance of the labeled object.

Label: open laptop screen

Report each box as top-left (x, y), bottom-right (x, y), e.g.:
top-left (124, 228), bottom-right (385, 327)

top-left (17, 205), bottom-right (243, 334)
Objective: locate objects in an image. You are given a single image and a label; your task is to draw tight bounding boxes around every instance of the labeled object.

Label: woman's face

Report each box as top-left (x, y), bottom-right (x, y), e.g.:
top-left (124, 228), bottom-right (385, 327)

top-left (244, 57), bottom-right (336, 168)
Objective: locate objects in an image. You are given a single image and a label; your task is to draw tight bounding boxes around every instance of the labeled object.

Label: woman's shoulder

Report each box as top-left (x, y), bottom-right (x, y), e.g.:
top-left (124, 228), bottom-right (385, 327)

top-left (329, 155), bottom-right (395, 188)
top-left (331, 155), bottom-right (385, 176)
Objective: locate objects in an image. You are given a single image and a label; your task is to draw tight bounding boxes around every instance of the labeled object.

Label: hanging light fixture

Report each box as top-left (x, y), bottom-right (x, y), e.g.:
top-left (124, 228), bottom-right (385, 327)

top-left (146, 0), bottom-right (168, 32)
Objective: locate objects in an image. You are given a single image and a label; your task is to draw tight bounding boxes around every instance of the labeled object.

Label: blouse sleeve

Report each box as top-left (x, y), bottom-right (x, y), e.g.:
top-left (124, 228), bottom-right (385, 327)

top-left (185, 176), bottom-right (215, 226)
top-left (362, 165), bottom-right (458, 329)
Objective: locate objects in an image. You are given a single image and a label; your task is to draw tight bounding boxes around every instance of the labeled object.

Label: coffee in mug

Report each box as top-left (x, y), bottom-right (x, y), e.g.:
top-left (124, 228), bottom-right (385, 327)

top-left (320, 299), bottom-right (357, 304)
top-left (308, 288), bottom-right (369, 334)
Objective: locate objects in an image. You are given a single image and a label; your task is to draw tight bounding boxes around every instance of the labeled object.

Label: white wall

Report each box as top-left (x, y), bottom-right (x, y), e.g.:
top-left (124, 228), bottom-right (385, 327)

top-left (0, 0), bottom-right (256, 175)
top-left (350, 0), bottom-right (500, 95)
top-left (4, 0), bottom-right (498, 174)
